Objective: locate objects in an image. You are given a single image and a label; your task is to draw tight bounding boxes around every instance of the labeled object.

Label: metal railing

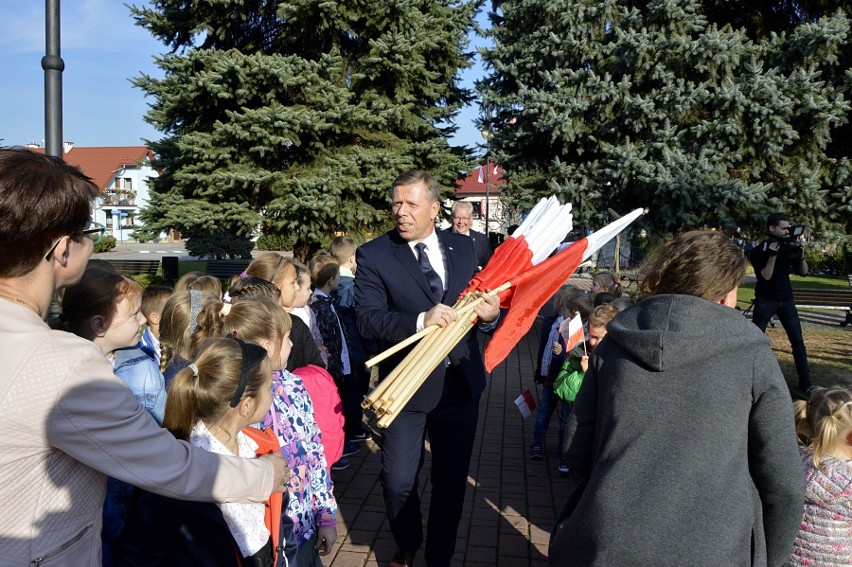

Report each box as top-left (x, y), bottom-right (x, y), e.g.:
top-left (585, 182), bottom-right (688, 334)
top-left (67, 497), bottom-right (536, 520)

top-left (101, 194), bottom-right (136, 206)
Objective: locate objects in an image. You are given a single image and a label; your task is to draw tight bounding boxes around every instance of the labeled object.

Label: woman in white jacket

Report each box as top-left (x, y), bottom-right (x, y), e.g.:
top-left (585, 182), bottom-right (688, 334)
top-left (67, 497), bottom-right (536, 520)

top-left (0, 148), bottom-right (287, 566)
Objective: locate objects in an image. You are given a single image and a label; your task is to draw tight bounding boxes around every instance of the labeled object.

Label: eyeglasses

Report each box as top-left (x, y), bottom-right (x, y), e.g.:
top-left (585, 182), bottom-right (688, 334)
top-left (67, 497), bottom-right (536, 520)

top-left (83, 224), bottom-right (107, 242)
top-left (43, 222), bottom-right (107, 261)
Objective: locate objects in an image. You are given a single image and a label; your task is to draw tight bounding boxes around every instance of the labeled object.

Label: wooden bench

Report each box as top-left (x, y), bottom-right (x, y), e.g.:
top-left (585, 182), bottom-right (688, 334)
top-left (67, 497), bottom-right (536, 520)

top-left (205, 259), bottom-right (252, 279)
top-left (791, 287), bottom-right (852, 327)
top-left (104, 259), bottom-right (161, 276)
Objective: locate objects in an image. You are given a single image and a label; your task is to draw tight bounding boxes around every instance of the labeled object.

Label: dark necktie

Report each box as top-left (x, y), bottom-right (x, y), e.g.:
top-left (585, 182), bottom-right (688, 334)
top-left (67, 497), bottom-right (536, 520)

top-left (415, 242), bottom-right (443, 301)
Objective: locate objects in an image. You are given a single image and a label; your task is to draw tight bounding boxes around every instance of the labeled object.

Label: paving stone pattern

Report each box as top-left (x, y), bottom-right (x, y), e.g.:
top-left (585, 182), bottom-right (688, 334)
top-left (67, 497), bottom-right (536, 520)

top-left (321, 317), bottom-right (576, 567)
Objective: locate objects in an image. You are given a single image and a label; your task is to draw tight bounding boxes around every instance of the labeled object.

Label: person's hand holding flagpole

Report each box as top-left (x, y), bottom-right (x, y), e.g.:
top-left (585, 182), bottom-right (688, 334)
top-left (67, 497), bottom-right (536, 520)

top-left (363, 199), bottom-right (644, 427)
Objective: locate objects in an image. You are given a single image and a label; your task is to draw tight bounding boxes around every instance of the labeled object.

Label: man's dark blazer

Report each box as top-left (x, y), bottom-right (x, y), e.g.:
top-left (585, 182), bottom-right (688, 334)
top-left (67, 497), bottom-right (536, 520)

top-left (446, 228), bottom-right (492, 270)
top-left (355, 229), bottom-right (487, 411)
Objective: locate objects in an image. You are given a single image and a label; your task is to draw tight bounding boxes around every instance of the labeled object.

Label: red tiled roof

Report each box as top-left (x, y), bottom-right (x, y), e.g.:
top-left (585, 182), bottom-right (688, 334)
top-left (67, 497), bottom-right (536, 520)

top-left (454, 164), bottom-right (505, 195)
top-left (31, 146), bottom-right (155, 192)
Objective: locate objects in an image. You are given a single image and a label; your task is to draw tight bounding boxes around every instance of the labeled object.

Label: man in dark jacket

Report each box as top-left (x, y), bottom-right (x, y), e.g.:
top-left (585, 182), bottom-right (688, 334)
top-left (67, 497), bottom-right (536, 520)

top-left (749, 212), bottom-right (811, 391)
top-left (355, 171), bottom-right (500, 567)
top-left (448, 201), bottom-right (492, 271)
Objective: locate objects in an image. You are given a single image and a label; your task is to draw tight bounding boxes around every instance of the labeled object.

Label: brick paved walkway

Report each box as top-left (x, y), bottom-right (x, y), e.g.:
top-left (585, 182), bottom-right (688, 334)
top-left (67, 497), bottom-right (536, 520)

top-left (316, 270), bottom-right (851, 566)
top-left (320, 314), bottom-right (576, 567)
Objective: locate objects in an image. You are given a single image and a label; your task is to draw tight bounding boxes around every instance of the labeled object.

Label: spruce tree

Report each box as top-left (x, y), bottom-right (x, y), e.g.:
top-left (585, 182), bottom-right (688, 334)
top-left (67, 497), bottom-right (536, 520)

top-left (479, 0), bottom-right (851, 236)
top-left (131, 0), bottom-right (475, 257)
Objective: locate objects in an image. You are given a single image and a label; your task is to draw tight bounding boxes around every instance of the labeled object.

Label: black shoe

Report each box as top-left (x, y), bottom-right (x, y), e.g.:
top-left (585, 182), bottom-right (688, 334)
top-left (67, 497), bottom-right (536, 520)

top-left (390, 549), bottom-right (416, 567)
top-left (331, 457), bottom-right (351, 471)
top-left (349, 430), bottom-right (370, 442)
top-left (341, 441), bottom-right (361, 457)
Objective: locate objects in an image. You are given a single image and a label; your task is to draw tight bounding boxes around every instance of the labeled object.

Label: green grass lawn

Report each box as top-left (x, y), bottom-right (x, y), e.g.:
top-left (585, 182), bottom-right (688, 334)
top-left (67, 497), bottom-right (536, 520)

top-left (735, 273), bottom-right (851, 397)
top-left (736, 274), bottom-right (849, 310)
top-left (179, 260), bottom-right (206, 276)
top-left (129, 260), bottom-right (212, 288)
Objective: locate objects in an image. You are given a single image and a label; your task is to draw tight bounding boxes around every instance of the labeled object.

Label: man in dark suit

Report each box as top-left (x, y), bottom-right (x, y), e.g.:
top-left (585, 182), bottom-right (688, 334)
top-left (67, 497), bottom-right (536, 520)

top-left (355, 170), bottom-right (500, 567)
top-left (449, 200), bottom-right (492, 270)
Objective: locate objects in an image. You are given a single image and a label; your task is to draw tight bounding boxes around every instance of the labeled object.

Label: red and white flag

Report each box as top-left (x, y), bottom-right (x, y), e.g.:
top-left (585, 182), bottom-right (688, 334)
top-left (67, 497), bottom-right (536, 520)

top-left (560, 313), bottom-right (585, 352)
top-left (514, 389), bottom-right (537, 418)
top-left (479, 207), bottom-right (644, 372)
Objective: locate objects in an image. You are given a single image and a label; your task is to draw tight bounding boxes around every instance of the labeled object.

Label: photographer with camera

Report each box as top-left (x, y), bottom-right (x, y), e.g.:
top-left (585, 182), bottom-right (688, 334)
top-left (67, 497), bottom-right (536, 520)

top-left (749, 212), bottom-right (811, 392)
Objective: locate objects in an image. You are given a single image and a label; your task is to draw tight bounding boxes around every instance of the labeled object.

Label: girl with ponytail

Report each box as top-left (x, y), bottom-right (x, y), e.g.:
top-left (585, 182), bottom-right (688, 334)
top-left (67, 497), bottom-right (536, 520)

top-left (158, 290), bottom-right (219, 387)
top-left (789, 387), bottom-right (852, 566)
top-left (118, 337), bottom-right (281, 566)
top-left (192, 296), bottom-right (338, 564)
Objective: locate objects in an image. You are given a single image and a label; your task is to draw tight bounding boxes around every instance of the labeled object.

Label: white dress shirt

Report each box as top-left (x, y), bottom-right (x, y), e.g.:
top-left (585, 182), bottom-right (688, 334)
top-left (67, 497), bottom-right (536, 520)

top-left (409, 230), bottom-right (447, 331)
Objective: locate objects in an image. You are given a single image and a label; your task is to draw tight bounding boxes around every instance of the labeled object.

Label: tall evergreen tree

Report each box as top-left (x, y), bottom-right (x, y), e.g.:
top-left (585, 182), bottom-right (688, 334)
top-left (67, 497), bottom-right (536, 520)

top-left (479, 0), bottom-right (851, 236)
top-left (131, 0), bottom-right (476, 257)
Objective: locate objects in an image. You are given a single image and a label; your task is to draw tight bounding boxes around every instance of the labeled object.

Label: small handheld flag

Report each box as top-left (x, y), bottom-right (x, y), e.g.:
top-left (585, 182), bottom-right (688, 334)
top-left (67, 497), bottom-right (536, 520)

top-left (560, 313), bottom-right (585, 352)
top-left (514, 390), bottom-right (537, 419)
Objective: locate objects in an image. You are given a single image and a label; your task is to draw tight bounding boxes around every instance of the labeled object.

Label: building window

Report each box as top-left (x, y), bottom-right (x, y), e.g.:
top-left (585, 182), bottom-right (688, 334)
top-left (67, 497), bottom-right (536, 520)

top-left (107, 177), bottom-right (136, 206)
top-left (471, 202), bottom-right (482, 219)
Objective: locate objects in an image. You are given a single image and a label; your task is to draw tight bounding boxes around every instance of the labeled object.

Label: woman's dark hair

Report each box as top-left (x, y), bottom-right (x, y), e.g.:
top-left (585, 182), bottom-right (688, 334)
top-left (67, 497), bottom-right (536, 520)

top-left (0, 148), bottom-right (98, 276)
top-left (593, 292), bottom-right (617, 307)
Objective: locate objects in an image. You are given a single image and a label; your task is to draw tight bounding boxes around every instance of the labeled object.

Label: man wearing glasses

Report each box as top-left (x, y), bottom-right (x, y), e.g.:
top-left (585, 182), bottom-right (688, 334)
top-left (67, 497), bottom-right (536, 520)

top-left (448, 201), bottom-right (491, 271)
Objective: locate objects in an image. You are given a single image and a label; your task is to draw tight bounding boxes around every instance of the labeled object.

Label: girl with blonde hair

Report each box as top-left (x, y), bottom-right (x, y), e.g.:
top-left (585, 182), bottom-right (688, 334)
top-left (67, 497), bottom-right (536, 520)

top-left (158, 290), bottom-right (220, 387)
top-left (242, 253), bottom-right (324, 370)
top-left (193, 296), bottom-right (338, 564)
top-left (789, 387), bottom-right (852, 566)
top-left (118, 337), bottom-right (281, 565)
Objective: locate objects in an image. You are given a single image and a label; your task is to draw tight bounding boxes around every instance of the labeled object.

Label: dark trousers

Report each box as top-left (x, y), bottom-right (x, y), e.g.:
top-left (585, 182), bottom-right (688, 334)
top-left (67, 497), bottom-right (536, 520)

top-left (533, 382), bottom-right (571, 454)
top-left (752, 297), bottom-right (811, 386)
top-left (380, 366), bottom-right (479, 567)
top-left (340, 366), bottom-right (370, 439)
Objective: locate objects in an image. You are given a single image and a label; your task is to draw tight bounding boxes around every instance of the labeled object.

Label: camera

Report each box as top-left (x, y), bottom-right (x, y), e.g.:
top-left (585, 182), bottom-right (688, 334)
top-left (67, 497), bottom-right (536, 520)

top-left (767, 224), bottom-right (805, 243)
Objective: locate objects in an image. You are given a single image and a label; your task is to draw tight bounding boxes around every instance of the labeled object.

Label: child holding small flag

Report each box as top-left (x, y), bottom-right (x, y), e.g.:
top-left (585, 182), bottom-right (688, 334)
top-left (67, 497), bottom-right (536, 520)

top-left (530, 287), bottom-right (591, 466)
top-left (552, 303), bottom-right (619, 475)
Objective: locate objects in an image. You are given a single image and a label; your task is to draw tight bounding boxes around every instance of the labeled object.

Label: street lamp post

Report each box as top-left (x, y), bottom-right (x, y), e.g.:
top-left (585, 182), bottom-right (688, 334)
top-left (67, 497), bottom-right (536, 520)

top-left (480, 129), bottom-right (494, 237)
top-left (43, 0), bottom-right (64, 158)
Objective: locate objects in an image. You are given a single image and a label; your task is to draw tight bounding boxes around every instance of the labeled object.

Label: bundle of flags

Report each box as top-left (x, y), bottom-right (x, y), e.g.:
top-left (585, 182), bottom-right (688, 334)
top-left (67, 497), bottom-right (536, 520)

top-left (466, 200), bottom-right (643, 371)
top-left (363, 197), bottom-right (643, 426)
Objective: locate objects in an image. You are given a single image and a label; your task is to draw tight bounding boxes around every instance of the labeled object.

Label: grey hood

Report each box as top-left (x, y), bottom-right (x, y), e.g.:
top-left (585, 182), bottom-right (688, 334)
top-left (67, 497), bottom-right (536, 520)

top-left (604, 294), bottom-right (772, 372)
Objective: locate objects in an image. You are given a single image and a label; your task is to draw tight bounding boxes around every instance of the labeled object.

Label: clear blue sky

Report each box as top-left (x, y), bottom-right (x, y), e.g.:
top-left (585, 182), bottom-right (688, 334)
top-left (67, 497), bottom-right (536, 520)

top-left (0, 1), bottom-right (489, 155)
